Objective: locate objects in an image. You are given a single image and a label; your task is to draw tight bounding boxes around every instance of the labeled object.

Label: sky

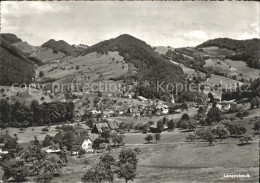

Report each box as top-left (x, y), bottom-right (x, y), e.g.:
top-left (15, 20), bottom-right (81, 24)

top-left (1, 1), bottom-right (259, 47)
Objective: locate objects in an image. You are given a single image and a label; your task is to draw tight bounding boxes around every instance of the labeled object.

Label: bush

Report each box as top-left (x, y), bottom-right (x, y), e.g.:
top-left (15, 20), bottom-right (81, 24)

top-left (181, 113), bottom-right (190, 121)
top-left (225, 123), bottom-right (246, 136)
top-left (199, 119), bottom-right (207, 126)
top-left (236, 111), bottom-right (249, 119)
top-left (144, 134), bottom-right (153, 143)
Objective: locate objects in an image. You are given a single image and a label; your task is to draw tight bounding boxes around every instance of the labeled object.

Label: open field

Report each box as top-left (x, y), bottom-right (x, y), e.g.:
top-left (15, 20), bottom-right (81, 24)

top-left (223, 59), bottom-right (259, 80)
top-left (204, 58), bottom-right (259, 81)
top-left (30, 47), bottom-right (66, 63)
top-left (50, 139), bottom-right (259, 183)
top-left (202, 46), bottom-right (235, 57)
top-left (0, 85), bottom-right (54, 105)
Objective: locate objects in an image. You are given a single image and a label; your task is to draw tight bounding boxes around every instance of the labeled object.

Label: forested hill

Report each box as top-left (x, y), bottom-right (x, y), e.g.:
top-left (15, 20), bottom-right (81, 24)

top-left (196, 38), bottom-right (260, 69)
top-left (81, 34), bottom-right (185, 99)
top-left (0, 34), bottom-right (35, 85)
top-left (42, 39), bottom-right (81, 55)
top-left (1, 33), bottom-right (22, 44)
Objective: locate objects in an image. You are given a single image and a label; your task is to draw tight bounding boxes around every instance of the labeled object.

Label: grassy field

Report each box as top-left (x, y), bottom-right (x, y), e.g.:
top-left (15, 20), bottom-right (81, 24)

top-left (31, 47), bottom-right (65, 63)
top-left (223, 59), bottom-right (259, 80)
top-left (50, 138), bottom-right (259, 183)
top-left (202, 46), bottom-right (235, 57)
top-left (204, 58), bottom-right (259, 81)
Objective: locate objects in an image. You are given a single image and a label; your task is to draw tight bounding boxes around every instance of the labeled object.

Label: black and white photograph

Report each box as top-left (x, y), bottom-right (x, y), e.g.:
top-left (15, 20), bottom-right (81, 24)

top-left (0, 1), bottom-right (259, 182)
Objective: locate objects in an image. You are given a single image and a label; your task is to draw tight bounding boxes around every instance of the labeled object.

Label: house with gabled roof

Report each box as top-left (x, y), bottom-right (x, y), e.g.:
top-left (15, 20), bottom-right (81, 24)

top-left (91, 123), bottom-right (109, 134)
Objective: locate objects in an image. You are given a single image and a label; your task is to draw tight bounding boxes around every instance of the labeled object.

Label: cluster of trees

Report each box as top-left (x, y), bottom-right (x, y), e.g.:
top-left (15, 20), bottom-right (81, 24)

top-left (82, 148), bottom-right (139, 183)
top-left (144, 133), bottom-right (161, 144)
top-left (166, 49), bottom-right (205, 70)
top-left (2, 137), bottom-right (67, 182)
top-left (177, 113), bottom-right (196, 131)
top-left (92, 129), bottom-right (125, 150)
top-left (0, 99), bottom-right (74, 127)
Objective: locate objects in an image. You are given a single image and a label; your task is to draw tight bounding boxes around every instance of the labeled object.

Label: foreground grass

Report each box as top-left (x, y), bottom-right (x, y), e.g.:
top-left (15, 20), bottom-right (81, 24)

top-left (51, 140), bottom-right (258, 183)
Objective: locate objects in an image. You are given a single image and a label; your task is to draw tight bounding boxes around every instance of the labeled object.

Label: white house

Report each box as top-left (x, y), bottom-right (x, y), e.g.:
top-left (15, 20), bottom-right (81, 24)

top-left (81, 138), bottom-right (93, 152)
top-left (137, 96), bottom-right (148, 102)
top-left (91, 109), bottom-right (101, 115)
top-left (156, 104), bottom-right (169, 114)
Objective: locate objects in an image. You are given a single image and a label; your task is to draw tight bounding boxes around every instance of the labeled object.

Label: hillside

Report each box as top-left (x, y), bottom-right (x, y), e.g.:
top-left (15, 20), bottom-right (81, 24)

top-left (81, 34), bottom-right (185, 99)
top-left (197, 38), bottom-right (260, 69)
top-left (13, 41), bottom-right (37, 53)
top-left (1, 33), bottom-right (22, 44)
top-left (0, 34), bottom-right (35, 85)
top-left (42, 39), bottom-right (82, 55)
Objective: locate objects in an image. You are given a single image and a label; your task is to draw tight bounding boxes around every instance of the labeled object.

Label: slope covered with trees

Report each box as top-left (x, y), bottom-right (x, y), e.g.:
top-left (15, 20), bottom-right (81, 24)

top-left (197, 38), bottom-right (260, 69)
top-left (0, 34), bottom-right (35, 85)
top-left (81, 34), bottom-right (185, 99)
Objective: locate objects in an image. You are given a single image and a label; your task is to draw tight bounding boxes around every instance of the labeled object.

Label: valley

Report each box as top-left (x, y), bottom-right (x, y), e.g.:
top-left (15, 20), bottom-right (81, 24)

top-left (0, 33), bottom-right (259, 183)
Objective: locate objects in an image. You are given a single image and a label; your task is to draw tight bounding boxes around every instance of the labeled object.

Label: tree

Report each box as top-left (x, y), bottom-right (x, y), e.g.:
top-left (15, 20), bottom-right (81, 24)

top-left (39, 70), bottom-right (45, 78)
top-left (117, 149), bottom-right (138, 183)
top-left (239, 135), bottom-right (253, 145)
top-left (156, 120), bottom-right (164, 133)
top-left (181, 113), bottom-right (190, 121)
top-left (35, 172), bottom-right (53, 183)
top-left (195, 127), bottom-right (215, 145)
top-left (186, 133), bottom-right (196, 142)
top-left (144, 134), bottom-right (153, 143)
top-left (97, 91), bottom-right (102, 97)
top-left (3, 139), bottom-right (22, 153)
top-left (61, 132), bottom-right (74, 151)
top-left (2, 159), bottom-right (28, 182)
top-left (205, 132), bottom-right (215, 146)
top-left (110, 132), bottom-right (124, 147)
top-left (154, 134), bottom-right (161, 143)
top-left (181, 103), bottom-right (188, 110)
top-left (101, 128), bottom-right (111, 143)
top-left (82, 154), bottom-right (116, 183)
top-left (225, 123), bottom-right (246, 136)
top-left (211, 124), bottom-right (229, 141)
top-left (206, 107), bottom-right (222, 125)
top-left (250, 96), bottom-right (260, 109)
top-left (168, 119), bottom-right (175, 130)
top-left (253, 121), bottom-right (260, 134)
top-left (42, 135), bottom-right (53, 147)
top-left (92, 138), bottom-right (102, 149)
top-left (78, 148), bottom-right (86, 158)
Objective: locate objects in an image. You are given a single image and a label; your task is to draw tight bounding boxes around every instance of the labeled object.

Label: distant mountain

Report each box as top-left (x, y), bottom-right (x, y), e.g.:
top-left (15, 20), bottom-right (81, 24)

top-left (42, 39), bottom-right (84, 55)
top-left (197, 38), bottom-right (260, 69)
top-left (0, 34), bottom-right (35, 85)
top-left (81, 34), bottom-right (185, 99)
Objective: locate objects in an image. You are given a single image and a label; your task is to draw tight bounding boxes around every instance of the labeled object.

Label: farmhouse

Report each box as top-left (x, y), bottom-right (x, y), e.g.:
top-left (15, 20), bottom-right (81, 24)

top-left (91, 123), bottom-right (109, 134)
top-left (137, 96), bottom-right (148, 102)
top-left (149, 124), bottom-right (168, 133)
top-left (107, 120), bottom-right (120, 131)
top-left (42, 144), bottom-right (61, 154)
top-left (53, 131), bottom-right (65, 143)
top-left (74, 136), bottom-right (93, 152)
top-left (156, 104), bottom-right (169, 115)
